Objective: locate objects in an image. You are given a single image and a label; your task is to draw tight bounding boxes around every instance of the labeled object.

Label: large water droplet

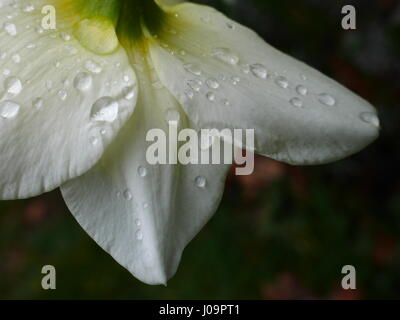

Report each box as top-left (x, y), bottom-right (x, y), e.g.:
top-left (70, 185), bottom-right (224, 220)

top-left (211, 48), bottom-right (239, 65)
top-left (195, 175), bottom-right (207, 188)
top-left (360, 112), bottom-right (380, 128)
top-left (4, 76), bottom-right (22, 95)
top-left (250, 63), bottom-right (268, 79)
top-left (318, 93), bottom-right (336, 106)
top-left (90, 97), bottom-right (119, 122)
top-left (73, 72), bottom-right (92, 91)
top-left (0, 100), bottom-right (20, 119)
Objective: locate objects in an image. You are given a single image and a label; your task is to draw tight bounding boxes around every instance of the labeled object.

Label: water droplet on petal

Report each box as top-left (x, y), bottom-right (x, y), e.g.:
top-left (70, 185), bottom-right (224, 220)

top-left (290, 97), bottom-right (303, 108)
top-left (0, 100), bottom-right (20, 119)
top-left (3, 22), bottom-right (17, 36)
top-left (206, 78), bottom-right (220, 89)
top-left (90, 97), bottom-right (119, 123)
top-left (250, 63), bottom-right (268, 79)
top-left (318, 93), bottom-right (336, 106)
top-left (211, 48), bottom-right (239, 65)
top-left (187, 79), bottom-right (202, 92)
top-left (60, 32), bottom-right (71, 41)
top-left (11, 53), bottom-right (21, 63)
top-left (296, 85), bottom-right (308, 96)
top-left (123, 189), bottom-right (132, 200)
top-left (57, 89), bottom-right (67, 101)
top-left (275, 76), bottom-right (289, 89)
top-left (136, 230), bottom-right (143, 241)
top-left (4, 76), bottom-right (22, 95)
top-left (122, 86), bottom-right (135, 100)
top-left (360, 112), bottom-right (380, 128)
top-left (221, 98), bottom-right (230, 107)
top-left (184, 63), bottom-right (202, 76)
top-left (195, 176), bottom-right (207, 188)
top-left (138, 166), bottom-right (148, 178)
top-left (206, 92), bottom-right (216, 102)
top-left (33, 97), bottom-right (43, 109)
top-left (73, 72), bottom-right (92, 91)
top-left (85, 59), bottom-right (102, 73)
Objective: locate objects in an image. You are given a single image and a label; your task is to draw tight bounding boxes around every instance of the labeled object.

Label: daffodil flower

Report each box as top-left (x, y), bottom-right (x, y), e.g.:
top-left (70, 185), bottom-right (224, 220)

top-left (0, 0), bottom-right (379, 285)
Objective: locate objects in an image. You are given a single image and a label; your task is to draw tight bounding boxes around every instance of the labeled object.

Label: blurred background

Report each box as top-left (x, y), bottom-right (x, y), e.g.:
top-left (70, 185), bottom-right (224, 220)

top-left (1, 0), bottom-right (399, 299)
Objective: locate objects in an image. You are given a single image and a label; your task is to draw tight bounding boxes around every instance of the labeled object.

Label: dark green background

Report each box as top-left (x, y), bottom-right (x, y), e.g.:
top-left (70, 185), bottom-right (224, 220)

top-left (1, 0), bottom-right (399, 299)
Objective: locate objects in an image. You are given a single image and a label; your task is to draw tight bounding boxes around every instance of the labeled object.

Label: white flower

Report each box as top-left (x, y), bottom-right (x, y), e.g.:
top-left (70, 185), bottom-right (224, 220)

top-left (0, 0), bottom-right (379, 285)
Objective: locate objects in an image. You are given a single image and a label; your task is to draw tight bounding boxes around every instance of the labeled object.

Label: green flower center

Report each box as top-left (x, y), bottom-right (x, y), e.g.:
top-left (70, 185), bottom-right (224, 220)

top-left (70, 0), bottom-right (165, 54)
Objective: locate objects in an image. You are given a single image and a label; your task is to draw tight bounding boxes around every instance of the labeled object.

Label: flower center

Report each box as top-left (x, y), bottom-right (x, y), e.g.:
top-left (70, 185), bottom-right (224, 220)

top-left (61, 0), bottom-right (165, 54)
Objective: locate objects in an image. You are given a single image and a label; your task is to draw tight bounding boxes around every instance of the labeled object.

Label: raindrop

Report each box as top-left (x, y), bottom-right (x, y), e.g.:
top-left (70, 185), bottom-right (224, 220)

top-left (4, 76), bottom-right (22, 95)
top-left (123, 86), bottom-right (135, 100)
top-left (206, 78), bottom-right (220, 89)
top-left (73, 72), bottom-right (92, 91)
top-left (33, 97), bottom-right (43, 109)
top-left (184, 63), bottom-right (202, 76)
top-left (250, 63), bottom-right (268, 79)
top-left (290, 97), bottom-right (303, 108)
top-left (187, 79), bottom-right (202, 92)
top-left (275, 76), bottom-right (289, 89)
top-left (123, 189), bottom-right (132, 200)
top-left (90, 136), bottom-right (99, 146)
top-left (85, 59), bottom-right (102, 73)
top-left (231, 76), bottom-right (240, 85)
top-left (0, 100), bottom-right (20, 119)
top-left (206, 92), bottom-right (216, 102)
top-left (57, 89), bottom-right (67, 101)
top-left (135, 219), bottom-right (141, 226)
top-left (226, 22), bottom-right (235, 30)
top-left (11, 54), bottom-right (21, 63)
top-left (136, 230), bottom-right (143, 241)
top-left (3, 22), bottom-right (17, 36)
top-left (318, 93), bottom-right (336, 106)
top-left (211, 48), bottom-right (239, 65)
top-left (195, 175), bottom-right (207, 188)
top-left (221, 98), bottom-right (230, 107)
top-left (22, 5), bottom-right (35, 12)
top-left (360, 112), bottom-right (380, 128)
top-left (90, 97), bottom-right (119, 123)
top-left (296, 85), bottom-right (308, 96)
top-left (185, 89), bottom-right (194, 100)
top-left (60, 32), bottom-right (71, 41)
top-left (137, 166), bottom-right (148, 178)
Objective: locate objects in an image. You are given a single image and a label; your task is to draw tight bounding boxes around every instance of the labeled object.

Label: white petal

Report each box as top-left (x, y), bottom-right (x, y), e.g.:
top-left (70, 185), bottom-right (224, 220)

top-left (0, 1), bottom-right (138, 199)
top-left (149, 3), bottom-right (379, 165)
top-left (61, 61), bottom-right (230, 285)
